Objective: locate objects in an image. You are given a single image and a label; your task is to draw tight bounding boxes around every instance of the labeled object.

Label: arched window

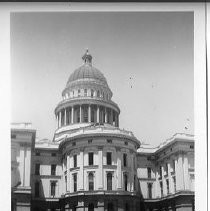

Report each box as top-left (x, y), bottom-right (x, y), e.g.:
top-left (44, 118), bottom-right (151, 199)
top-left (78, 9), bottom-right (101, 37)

top-left (107, 203), bottom-right (114, 211)
top-left (91, 89), bottom-right (94, 97)
top-left (97, 90), bottom-right (100, 97)
top-left (88, 172), bottom-right (94, 191)
top-left (84, 89), bottom-right (87, 97)
top-left (88, 203), bottom-right (94, 211)
top-left (107, 173), bottom-right (112, 190)
top-left (124, 174), bottom-right (128, 191)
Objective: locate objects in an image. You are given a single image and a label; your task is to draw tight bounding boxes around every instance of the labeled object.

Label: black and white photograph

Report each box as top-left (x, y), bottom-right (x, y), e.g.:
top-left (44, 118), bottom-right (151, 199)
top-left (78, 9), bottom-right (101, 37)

top-left (0, 3), bottom-right (207, 211)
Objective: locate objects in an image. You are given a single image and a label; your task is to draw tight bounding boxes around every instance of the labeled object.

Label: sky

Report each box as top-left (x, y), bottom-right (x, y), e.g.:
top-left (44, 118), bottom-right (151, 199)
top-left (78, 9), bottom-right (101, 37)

top-left (11, 12), bottom-right (194, 146)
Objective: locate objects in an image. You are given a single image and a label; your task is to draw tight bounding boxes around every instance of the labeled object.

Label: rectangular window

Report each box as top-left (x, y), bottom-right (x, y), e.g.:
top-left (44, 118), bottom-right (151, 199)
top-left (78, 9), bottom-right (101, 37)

top-left (89, 152), bottom-right (94, 165)
top-left (134, 175), bottom-right (136, 191)
top-left (166, 179), bottom-right (169, 194)
top-left (123, 153), bottom-right (127, 167)
top-left (35, 152), bottom-right (40, 156)
top-left (73, 154), bottom-right (77, 168)
top-left (159, 166), bottom-right (162, 178)
top-left (51, 181), bottom-right (56, 196)
top-left (107, 139), bottom-right (112, 144)
top-left (147, 183), bottom-right (152, 199)
top-left (51, 153), bottom-right (56, 157)
top-left (160, 181), bottom-right (163, 197)
top-left (172, 160), bottom-right (176, 172)
top-left (147, 167), bottom-right (151, 178)
top-left (73, 174), bottom-right (77, 192)
top-left (107, 152), bottom-right (112, 165)
top-left (51, 164), bottom-right (56, 176)
top-left (35, 182), bottom-right (39, 197)
top-left (173, 177), bottom-right (176, 192)
top-left (165, 163), bottom-right (168, 176)
top-left (88, 139), bottom-right (92, 144)
top-left (91, 89), bottom-right (94, 97)
top-left (65, 175), bottom-right (67, 192)
top-left (35, 163), bottom-right (40, 175)
top-left (84, 89), bottom-right (87, 97)
top-left (78, 89), bottom-right (80, 96)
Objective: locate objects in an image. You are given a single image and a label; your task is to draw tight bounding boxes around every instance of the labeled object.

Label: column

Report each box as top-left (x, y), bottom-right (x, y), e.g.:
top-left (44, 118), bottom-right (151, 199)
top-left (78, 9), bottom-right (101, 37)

top-left (176, 154), bottom-right (184, 191)
top-left (59, 111), bottom-right (62, 127)
top-left (105, 107), bottom-right (108, 123)
top-left (183, 153), bottom-right (189, 190)
top-left (79, 149), bottom-right (84, 190)
top-left (71, 106), bottom-right (74, 124)
top-left (64, 108), bottom-right (67, 126)
top-left (80, 105), bottom-right (82, 123)
top-left (116, 148), bottom-right (122, 189)
top-left (130, 153), bottom-right (134, 191)
top-left (98, 146), bottom-right (103, 189)
top-left (67, 154), bottom-right (70, 192)
top-left (57, 113), bottom-right (59, 128)
top-left (88, 105), bottom-right (91, 123)
top-left (97, 106), bottom-right (100, 123)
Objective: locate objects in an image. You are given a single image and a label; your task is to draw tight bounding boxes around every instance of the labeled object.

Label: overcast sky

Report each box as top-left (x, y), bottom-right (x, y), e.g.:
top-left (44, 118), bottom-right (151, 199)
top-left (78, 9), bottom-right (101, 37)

top-left (11, 12), bottom-right (194, 146)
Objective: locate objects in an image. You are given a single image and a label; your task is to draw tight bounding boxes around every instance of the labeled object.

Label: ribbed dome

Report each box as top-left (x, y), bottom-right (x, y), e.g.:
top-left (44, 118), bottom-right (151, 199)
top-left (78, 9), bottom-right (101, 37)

top-left (67, 64), bottom-right (108, 85)
top-left (66, 50), bottom-right (108, 87)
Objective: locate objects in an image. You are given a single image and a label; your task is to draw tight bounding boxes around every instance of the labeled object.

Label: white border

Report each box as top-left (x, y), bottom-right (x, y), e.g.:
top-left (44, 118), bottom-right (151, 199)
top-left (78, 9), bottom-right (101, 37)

top-left (0, 3), bottom-right (206, 211)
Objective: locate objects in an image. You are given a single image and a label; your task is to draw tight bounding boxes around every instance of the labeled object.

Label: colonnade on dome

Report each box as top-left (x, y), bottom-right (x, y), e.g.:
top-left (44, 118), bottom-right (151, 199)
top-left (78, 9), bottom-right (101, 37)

top-left (56, 104), bottom-right (119, 128)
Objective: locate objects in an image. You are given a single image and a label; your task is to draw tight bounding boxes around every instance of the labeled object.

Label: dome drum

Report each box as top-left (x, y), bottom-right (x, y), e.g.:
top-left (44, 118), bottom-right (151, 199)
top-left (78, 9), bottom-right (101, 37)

top-left (55, 103), bottom-right (120, 130)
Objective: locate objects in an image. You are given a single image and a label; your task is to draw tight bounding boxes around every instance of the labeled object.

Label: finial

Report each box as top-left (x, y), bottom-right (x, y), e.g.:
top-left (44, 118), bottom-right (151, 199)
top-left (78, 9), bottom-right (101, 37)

top-left (82, 48), bottom-right (92, 65)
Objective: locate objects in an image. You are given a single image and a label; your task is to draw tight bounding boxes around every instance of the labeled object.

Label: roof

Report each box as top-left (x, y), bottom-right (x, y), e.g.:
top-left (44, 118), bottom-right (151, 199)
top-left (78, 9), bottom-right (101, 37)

top-left (137, 133), bottom-right (194, 154)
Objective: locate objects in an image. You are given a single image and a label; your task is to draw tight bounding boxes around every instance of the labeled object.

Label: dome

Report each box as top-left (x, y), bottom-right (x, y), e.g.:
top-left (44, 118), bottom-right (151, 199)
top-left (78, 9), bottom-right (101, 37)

top-left (66, 50), bottom-right (108, 87)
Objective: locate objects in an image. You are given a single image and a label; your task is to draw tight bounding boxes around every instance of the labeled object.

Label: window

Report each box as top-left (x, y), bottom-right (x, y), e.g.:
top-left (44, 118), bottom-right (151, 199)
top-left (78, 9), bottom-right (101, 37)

top-left (91, 89), bottom-right (94, 97)
top-left (88, 173), bottom-right (94, 191)
top-left (160, 181), bottom-right (163, 197)
top-left (51, 153), bottom-right (56, 157)
top-left (107, 173), bottom-right (112, 190)
top-left (35, 181), bottom-right (39, 197)
top-left (78, 89), bottom-right (81, 97)
top-left (107, 203), bottom-right (114, 211)
top-left (73, 174), bottom-right (77, 192)
top-left (51, 164), bottom-right (56, 176)
top-left (166, 179), bottom-right (169, 194)
top-left (107, 139), bottom-right (112, 144)
top-left (124, 141), bottom-right (128, 145)
top-left (51, 181), bottom-right (56, 197)
top-left (190, 145), bottom-right (194, 149)
top-left (173, 177), bottom-right (176, 192)
top-left (124, 173), bottom-right (128, 191)
top-left (36, 152), bottom-right (40, 156)
top-left (159, 166), bottom-right (162, 178)
top-left (172, 160), bottom-right (176, 172)
top-left (134, 175), bottom-right (136, 191)
top-left (97, 90), bottom-right (100, 97)
top-left (72, 142), bottom-right (76, 146)
top-left (73, 154), bottom-right (77, 168)
top-left (35, 163), bottom-right (40, 175)
top-left (11, 134), bottom-right (16, 139)
top-left (65, 175), bottom-right (67, 191)
top-left (84, 89), bottom-right (87, 97)
top-left (89, 152), bottom-right (94, 165)
top-left (91, 109), bottom-right (95, 122)
top-left (147, 167), bottom-right (151, 178)
top-left (107, 152), bottom-right (112, 165)
top-left (123, 154), bottom-right (127, 167)
top-left (165, 163), bottom-right (168, 176)
top-left (125, 203), bottom-right (129, 211)
top-left (148, 183), bottom-right (152, 199)
top-left (88, 203), bottom-right (94, 211)
top-left (88, 139), bottom-right (92, 144)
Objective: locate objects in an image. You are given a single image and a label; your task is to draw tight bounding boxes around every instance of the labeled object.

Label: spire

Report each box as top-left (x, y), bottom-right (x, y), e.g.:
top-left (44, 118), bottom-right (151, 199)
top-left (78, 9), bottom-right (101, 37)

top-left (82, 48), bottom-right (92, 65)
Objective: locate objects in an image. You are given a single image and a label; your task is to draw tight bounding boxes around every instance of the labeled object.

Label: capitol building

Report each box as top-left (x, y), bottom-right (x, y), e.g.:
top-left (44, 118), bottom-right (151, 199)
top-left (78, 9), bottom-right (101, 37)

top-left (11, 50), bottom-right (194, 211)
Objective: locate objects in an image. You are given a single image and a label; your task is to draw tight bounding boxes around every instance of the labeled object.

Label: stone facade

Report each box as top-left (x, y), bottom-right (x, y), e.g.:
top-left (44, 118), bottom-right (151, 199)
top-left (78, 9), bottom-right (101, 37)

top-left (11, 51), bottom-right (194, 211)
